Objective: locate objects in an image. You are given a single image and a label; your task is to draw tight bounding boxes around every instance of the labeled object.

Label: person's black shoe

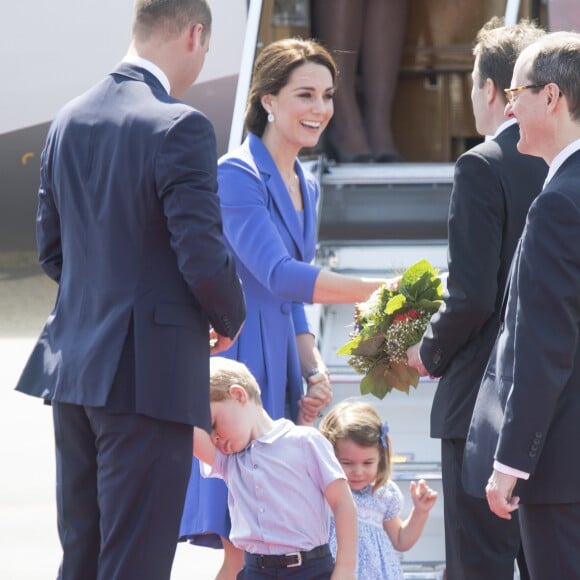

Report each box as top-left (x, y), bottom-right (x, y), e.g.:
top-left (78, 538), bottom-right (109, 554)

top-left (323, 126), bottom-right (373, 163)
top-left (373, 152), bottom-right (404, 163)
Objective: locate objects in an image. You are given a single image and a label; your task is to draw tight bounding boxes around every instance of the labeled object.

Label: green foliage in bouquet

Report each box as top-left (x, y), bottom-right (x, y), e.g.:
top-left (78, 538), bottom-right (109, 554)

top-left (337, 259), bottom-right (443, 399)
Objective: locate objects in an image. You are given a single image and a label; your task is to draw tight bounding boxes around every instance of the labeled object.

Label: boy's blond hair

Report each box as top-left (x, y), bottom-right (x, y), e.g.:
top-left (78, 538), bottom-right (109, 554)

top-left (320, 400), bottom-right (391, 492)
top-left (209, 357), bottom-right (262, 404)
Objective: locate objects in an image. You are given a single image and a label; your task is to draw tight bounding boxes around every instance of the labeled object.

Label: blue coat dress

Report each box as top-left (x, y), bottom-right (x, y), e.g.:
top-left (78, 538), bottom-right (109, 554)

top-left (180, 134), bottom-right (322, 545)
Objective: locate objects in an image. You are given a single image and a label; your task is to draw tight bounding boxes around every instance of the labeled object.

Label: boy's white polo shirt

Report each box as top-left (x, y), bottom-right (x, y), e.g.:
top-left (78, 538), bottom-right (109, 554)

top-left (203, 418), bottom-right (346, 555)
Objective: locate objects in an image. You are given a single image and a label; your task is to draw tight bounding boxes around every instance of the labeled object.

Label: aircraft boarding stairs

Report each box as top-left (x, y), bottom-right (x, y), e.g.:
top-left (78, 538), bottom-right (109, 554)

top-left (309, 160), bottom-right (454, 578)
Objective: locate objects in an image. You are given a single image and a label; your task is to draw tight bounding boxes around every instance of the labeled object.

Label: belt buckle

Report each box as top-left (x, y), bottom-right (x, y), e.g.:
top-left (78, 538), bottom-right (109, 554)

top-left (285, 551), bottom-right (302, 568)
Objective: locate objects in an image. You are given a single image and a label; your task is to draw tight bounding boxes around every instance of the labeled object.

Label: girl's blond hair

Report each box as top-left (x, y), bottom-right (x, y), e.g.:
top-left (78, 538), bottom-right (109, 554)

top-left (320, 400), bottom-right (391, 492)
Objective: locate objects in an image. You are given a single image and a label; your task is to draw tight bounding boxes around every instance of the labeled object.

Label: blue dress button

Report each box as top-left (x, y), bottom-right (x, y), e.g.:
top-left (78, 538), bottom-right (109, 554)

top-left (280, 302), bottom-right (290, 314)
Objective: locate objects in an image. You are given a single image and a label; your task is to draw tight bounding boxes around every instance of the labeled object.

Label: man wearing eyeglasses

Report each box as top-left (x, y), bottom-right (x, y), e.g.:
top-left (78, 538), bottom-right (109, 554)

top-left (464, 31), bottom-right (580, 579)
top-left (406, 18), bottom-right (547, 579)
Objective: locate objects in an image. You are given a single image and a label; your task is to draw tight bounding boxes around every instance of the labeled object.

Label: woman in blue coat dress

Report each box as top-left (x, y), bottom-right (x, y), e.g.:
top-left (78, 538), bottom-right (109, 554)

top-left (180, 38), bottom-right (392, 578)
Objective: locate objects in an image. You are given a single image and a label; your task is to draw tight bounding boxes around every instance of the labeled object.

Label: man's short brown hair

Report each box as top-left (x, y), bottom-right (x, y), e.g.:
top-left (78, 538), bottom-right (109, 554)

top-left (132, 0), bottom-right (211, 43)
top-left (474, 17), bottom-right (545, 100)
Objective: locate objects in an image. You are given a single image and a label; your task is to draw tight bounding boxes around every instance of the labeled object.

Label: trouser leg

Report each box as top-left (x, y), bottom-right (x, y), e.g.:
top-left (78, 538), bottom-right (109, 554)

top-left (519, 502), bottom-right (580, 580)
top-left (86, 406), bottom-right (193, 580)
top-left (442, 438), bottom-right (521, 580)
top-left (53, 402), bottom-right (100, 580)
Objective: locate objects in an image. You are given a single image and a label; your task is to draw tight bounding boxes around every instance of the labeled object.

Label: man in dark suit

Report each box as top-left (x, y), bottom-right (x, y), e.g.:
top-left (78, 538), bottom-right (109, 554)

top-left (464, 31), bottom-right (580, 579)
top-left (15, 1), bottom-right (245, 579)
top-left (406, 19), bottom-right (547, 579)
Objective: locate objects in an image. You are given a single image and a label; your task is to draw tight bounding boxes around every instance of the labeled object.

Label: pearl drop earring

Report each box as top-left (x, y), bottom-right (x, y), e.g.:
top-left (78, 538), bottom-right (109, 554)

top-left (267, 112), bottom-right (275, 123)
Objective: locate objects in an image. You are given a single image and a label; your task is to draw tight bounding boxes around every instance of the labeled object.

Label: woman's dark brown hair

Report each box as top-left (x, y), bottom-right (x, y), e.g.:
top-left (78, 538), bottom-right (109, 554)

top-left (245, 38), bottom-right (338, 137)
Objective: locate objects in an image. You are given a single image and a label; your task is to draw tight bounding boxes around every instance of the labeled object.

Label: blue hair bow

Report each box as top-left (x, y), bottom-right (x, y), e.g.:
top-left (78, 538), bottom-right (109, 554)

top-left (379, 422), bottom-right (389, 449)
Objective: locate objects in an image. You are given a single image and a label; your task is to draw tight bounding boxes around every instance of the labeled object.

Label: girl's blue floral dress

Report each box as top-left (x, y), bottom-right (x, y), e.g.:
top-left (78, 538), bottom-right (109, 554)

top-left (329, 480), bottom-right (404, 579)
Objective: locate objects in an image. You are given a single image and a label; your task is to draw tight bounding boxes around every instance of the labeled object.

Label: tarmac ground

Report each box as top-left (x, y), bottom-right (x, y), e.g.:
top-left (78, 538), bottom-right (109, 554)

top-left (0, 251), bottom-right (222, 579)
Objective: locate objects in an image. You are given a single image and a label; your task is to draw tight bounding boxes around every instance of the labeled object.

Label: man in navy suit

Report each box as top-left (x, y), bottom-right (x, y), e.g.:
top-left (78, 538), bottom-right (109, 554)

top-left (406, 19), bottom-right (547, 579)
top-left (464, 31), bottom-right (580, 579)
top-left (15, 1), bottom-right (245, 579)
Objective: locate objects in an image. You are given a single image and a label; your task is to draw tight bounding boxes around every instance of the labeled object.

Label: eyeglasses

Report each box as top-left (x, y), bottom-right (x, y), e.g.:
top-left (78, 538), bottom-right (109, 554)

top-left (504, 84), bottom-right (547, 105)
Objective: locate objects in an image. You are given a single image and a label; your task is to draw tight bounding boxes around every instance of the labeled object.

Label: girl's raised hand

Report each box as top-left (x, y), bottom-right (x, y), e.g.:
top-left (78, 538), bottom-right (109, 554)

top-left (410, 479), bottom-right (438, 513)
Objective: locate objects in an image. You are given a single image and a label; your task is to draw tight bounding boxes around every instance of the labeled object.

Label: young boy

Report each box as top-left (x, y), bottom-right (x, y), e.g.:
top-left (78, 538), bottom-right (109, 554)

top-left (193, 357), bottom-right (357, 579)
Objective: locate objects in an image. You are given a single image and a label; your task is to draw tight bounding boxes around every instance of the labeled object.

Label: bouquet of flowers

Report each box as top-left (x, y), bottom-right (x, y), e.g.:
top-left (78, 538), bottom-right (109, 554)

top-left (337, 259), bottom-right (443, 399)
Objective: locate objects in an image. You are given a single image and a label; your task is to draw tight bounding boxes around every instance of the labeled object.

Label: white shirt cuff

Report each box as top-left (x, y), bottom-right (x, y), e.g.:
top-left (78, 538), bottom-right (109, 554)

top-left (493, 460), bottom-right (530, 480)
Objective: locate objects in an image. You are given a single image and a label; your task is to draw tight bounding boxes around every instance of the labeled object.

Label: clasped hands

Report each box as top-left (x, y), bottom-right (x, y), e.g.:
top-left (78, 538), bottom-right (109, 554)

top-left (298, 372), bottom-right (332, 426)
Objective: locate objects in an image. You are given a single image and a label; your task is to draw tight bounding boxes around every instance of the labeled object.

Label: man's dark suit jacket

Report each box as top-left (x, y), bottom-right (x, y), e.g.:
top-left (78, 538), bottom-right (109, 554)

top-left (420, 123), bottom-right (548, 440)
top-left (15, 63), bottom-right (245, 430)
top-left (464, 149), bottom-right (580, 503)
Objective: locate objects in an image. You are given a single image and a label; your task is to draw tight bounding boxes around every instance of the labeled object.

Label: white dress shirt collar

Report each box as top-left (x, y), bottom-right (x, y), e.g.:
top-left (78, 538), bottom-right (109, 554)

top-left (492, 117), bottom-right (518, 139)
top-left (544, 138), bottom-right (580, 187)
top-left (122, 55), bottom-right (171, 95)
top-left (484, 118), bottom-right (518, 142)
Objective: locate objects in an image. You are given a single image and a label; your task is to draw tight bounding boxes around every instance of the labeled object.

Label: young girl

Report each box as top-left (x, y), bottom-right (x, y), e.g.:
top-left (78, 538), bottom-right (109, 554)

top-left (320, 400), bottom-right (438, 579)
